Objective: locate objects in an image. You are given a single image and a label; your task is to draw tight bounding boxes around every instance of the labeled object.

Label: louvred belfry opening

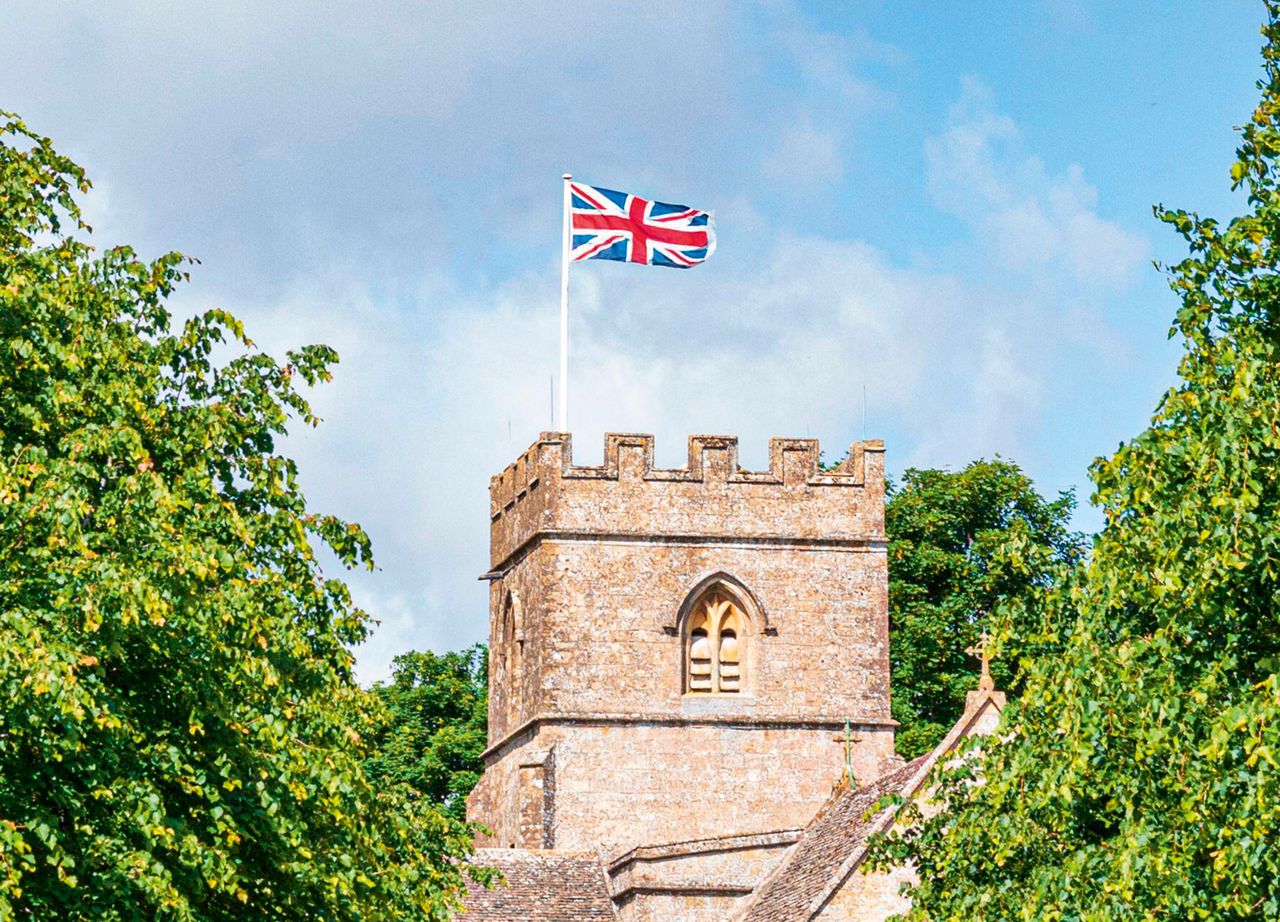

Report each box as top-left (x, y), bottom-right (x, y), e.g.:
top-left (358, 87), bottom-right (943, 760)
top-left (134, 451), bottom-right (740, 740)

top-left (685, 589), bottom-right (747, 694)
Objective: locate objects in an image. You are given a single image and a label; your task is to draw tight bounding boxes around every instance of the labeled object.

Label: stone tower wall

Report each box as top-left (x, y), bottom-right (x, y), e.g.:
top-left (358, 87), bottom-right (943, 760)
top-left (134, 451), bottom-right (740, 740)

top-left (468, 433), bottom-right (893, 853)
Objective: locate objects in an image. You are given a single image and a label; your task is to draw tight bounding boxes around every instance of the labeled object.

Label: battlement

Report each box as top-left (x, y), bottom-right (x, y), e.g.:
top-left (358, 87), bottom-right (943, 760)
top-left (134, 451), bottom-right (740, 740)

top-left (489, 433), bottom-right (885, 568)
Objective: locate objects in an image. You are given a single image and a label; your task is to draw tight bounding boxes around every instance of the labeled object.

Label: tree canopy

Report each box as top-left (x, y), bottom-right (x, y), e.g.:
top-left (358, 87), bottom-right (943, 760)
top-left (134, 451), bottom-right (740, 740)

top-left (875, 8), bottom-right (1280, 917)
top-left (364, 647), bottom-right (488, 823)
top-left (0, 113), bottom-right (479, 920)
top-left (886, 460), bottom-right (1084, 759)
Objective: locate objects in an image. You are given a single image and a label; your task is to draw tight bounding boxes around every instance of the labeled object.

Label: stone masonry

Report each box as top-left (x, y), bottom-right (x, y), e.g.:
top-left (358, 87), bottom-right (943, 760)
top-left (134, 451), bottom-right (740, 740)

top-left (466, 432), bottom-right (894, 855)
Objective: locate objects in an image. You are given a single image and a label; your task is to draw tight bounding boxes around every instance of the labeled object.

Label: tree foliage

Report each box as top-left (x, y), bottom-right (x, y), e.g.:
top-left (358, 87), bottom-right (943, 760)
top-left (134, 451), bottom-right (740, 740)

top-left (875, 9), bottom-right (1280, 918)
top-left (0, 113), bottom-right (480, 920)
top-left (365, 647), bottom-right (488, 823)
top-left (886, 461), bottom-right (1084, 759)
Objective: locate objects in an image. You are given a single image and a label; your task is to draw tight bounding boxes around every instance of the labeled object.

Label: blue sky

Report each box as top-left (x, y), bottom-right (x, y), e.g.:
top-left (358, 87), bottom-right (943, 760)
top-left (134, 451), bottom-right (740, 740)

top-left (1, 1), bottom-right (1266, 680)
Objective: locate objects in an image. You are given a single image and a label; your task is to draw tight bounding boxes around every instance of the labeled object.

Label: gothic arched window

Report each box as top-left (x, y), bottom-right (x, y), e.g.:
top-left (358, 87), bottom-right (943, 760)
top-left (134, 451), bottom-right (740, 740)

top-left (500, 592), bottom-right (522, 720)
top-left (685, 589), bottom-right (748, 694)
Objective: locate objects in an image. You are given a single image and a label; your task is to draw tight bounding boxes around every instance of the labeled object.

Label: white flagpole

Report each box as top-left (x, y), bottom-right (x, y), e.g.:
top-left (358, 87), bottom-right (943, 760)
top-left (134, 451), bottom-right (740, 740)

top-left (558, 173), bottom-right (572, 433)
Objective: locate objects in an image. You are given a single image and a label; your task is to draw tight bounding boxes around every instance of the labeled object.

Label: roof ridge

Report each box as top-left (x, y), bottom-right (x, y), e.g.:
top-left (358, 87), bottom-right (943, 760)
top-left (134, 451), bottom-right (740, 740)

top-left (732, 756), bottom-right (926, 922)
top-left (799, 698), bottom-right (1006, 919)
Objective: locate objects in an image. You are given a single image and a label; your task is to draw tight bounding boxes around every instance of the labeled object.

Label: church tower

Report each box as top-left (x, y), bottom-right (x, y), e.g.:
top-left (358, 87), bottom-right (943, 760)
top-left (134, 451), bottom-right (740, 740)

top-left (466, 432), bottom-right (894, 854)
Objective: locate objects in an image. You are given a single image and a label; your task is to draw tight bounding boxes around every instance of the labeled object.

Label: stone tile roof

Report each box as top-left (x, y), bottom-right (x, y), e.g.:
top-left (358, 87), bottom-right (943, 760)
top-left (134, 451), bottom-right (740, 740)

top-left (462, 849), bottom-right (617, 920)
top-left (738, 755), bottom-right (929, 922)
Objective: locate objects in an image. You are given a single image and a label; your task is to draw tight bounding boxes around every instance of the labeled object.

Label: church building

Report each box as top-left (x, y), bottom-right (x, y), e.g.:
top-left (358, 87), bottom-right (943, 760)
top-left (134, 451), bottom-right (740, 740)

top-left (462, 432), bottom-right (1004, 921)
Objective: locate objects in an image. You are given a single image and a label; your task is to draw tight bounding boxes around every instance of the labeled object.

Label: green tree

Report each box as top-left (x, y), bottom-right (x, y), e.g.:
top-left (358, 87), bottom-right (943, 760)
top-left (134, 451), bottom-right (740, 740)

top-left (886, 460), bottom-right (1084, 759)
top-left (0, 113), bottom-right (482, 920)
top-left (365, 646), bottom-right (488, 822)
top-left (874, 9), bottom-right (1280, 918)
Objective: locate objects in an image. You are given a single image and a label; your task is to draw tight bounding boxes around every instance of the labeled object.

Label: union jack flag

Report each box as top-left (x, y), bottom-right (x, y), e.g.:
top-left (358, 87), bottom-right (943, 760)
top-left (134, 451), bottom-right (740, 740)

top-left (570, 182), bottom-right (715, 269)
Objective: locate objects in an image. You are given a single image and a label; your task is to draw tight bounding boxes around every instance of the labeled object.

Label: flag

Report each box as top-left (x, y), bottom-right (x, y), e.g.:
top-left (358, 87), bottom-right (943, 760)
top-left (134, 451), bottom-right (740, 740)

top-left (569, 181), bottom-right (715, 269)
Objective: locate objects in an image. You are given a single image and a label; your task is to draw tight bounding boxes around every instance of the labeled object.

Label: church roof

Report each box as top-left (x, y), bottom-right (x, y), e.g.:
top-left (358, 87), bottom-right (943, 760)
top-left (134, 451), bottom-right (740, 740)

top-left (737, 754), bottom-right (929, 922)
top-left (462, 849), bottom-right (617, 920)
top-left (737, 684), bottom-right (1006, 921)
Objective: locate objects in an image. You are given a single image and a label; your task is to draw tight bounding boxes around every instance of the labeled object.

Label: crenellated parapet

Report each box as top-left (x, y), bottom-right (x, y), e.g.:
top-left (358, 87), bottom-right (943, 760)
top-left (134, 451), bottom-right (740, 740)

top-left (489, 432), bottom-right (885, 569)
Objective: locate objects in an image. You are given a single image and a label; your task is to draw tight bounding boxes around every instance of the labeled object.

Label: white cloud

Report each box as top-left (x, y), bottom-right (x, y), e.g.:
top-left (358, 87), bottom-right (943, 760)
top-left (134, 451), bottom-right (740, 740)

top-left (763, 113), bottom-right (844, 186)
top-left (201, 171), bottom-right (1135, 681)
top-left (926, 77), bottom-right (1150, 290)
top-left (782, 27), bottom-right (900, 105)
top-left (4, 5), bottom-right (1155, 681)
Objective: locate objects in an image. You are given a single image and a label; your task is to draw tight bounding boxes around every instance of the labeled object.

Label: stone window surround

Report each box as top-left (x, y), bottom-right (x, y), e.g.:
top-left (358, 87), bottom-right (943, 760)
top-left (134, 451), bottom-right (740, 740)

top-left (678, 573), bottom-right (766, 697)
top-left (501, 590), bottom-right (524, 723)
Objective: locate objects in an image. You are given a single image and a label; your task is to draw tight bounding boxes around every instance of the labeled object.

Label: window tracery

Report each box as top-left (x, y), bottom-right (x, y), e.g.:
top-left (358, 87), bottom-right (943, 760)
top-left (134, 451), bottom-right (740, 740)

top-left (684, 589), bottom-right (748, 694)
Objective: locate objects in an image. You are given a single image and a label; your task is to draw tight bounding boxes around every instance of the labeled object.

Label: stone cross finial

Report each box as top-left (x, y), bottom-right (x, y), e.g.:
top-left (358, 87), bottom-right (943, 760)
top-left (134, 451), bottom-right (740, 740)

top-left (832, 722), bottom-right (865, 787)
top-left (966, 629), bottom-right (996, 693)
